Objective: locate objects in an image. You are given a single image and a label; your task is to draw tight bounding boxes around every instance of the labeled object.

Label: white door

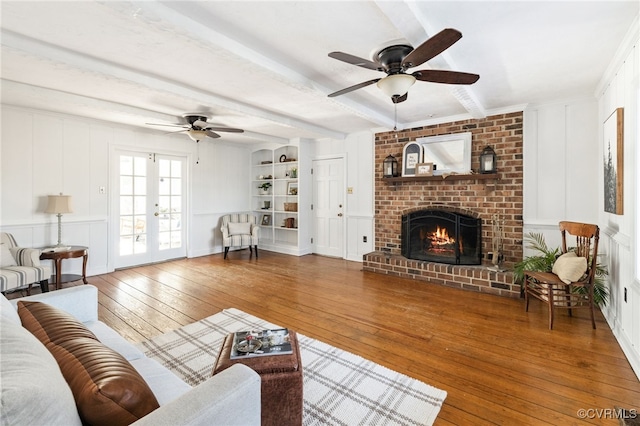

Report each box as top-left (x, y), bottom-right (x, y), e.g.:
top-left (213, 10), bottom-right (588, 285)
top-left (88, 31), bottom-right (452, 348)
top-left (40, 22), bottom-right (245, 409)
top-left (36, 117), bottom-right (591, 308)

top-left (114, 151), bottom-right (187, 269)
top-left (312, 157), bottom-right (344, 257)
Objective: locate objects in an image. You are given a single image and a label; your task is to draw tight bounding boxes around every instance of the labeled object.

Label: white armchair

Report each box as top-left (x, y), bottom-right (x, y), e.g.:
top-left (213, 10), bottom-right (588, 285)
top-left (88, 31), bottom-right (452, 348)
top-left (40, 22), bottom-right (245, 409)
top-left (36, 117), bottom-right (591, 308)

top-left (220, 214), bottom-right (260, 259)
top-left (1, 232), bottom-right (51, 294)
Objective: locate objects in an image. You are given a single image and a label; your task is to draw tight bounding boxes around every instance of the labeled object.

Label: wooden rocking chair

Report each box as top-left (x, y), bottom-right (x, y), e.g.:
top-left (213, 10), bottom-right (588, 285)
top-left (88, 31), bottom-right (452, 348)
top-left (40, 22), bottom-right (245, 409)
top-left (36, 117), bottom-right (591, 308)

top-left (524, 221), bottom-right (600, 330)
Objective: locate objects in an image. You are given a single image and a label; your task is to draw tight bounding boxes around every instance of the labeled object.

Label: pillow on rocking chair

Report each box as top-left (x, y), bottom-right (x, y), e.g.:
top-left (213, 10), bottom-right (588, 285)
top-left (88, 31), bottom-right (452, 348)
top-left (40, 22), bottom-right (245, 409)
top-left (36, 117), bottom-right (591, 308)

top-left (552, 252), bottom-right (588, 284)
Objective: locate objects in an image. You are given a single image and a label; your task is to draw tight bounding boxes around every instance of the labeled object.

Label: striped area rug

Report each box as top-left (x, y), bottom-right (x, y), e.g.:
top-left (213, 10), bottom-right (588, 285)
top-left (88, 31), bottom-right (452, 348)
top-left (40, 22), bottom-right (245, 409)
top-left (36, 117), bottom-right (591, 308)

top-left (137, 308), bottom-right (447, 425)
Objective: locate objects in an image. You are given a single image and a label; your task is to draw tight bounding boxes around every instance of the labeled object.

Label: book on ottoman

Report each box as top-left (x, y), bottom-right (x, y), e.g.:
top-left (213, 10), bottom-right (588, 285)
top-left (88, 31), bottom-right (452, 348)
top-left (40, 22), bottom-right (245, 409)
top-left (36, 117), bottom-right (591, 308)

top-left (230, 328), bottom-right (293, 359)
top-left (213, 331), bottom-right (303, 426)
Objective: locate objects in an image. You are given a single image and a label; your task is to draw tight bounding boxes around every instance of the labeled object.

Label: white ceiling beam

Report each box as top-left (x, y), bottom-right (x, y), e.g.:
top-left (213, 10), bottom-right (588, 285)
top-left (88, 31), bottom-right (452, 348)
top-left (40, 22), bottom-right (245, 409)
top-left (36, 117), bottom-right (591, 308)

top-left (126, 1), bottom-right (395, 129)
top-left (375, 0), bottom-right (487, 119)
top-left (1, 29), bottom-right (346, 140)
top-left (1, 79), bottom-right (290, 144)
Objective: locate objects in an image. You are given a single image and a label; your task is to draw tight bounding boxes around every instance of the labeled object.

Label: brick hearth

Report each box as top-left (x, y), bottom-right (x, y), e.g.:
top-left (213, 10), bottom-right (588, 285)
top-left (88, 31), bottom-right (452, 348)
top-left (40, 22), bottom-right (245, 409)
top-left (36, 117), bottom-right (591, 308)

top-left (363, 112), bottom-right (524, 298)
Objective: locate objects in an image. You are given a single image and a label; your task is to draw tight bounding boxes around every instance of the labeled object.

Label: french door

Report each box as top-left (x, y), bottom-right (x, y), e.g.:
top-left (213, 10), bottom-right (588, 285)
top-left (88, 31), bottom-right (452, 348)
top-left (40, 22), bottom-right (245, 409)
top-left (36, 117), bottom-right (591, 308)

top-left (113, 151), bottom-right (187, 269)
top-left (312, 157), bottom-right (345, 257)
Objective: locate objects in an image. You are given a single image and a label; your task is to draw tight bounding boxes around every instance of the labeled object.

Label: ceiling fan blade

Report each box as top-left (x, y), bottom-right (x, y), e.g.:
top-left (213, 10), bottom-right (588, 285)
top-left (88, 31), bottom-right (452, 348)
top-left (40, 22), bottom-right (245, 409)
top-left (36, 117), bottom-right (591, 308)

top-left (146, 122), bottom-right (188, 129)
top-left (205, 130), bottom-right (221, 139)
top-left (202, 126), bottom-right (244, 133)
top-left (328, 52), bottom-right (381, 71)
top-left (402, 28), bottom-right (462, 68)
top-left (392, 93), bottom-right (408, 104)
top-left (328, 78), bottom-right (381, 97)
top-left (413, 69), bottom-right (479, 85)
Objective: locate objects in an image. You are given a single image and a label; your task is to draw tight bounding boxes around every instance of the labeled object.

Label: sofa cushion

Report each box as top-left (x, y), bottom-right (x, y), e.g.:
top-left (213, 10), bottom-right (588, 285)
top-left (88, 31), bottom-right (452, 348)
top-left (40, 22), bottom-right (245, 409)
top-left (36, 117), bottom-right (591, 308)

top-left (86, 320), bottom-right (146, 361)
top-left (228, 221), bottom-right (252, 235)
top-left (18, 301), bottom-right (160, 426)
top-left (0, 293), bottom-right (21, 325)
top-left (0, 317), bottom-right (82, 426)
top-left (130, 357), bottom-right (193, 405)
top-left (552, 252), bottom-right (588, 284)
top-left (1, 243), bottom-right (17, 267)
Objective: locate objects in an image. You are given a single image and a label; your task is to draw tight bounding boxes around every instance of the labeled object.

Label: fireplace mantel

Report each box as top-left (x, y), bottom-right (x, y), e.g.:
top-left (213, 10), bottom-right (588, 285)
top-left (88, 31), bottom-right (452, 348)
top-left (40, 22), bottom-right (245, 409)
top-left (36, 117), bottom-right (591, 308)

top-left (383, 173), bottom-right (499, 183)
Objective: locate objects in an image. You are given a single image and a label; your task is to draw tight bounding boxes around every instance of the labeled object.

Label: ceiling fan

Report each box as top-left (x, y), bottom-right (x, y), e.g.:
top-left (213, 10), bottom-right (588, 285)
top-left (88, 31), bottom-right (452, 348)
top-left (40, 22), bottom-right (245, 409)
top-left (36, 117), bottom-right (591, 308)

top-left (146, 114), bottom-right (244, 141)
top-left (327, 28), bottom-right (479, 104)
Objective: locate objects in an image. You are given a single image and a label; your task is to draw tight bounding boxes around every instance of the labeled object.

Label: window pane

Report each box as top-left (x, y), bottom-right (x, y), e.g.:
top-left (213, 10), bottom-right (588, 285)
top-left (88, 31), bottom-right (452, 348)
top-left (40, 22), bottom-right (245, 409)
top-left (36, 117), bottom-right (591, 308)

top-left (120, 236), bottom-right (133, 256)
top-left (134, 157), bottom-right (146, 176)
top-left (159, 159), bottom-right (170, 177)
top-left (171, 196), bottom-right (181, 213)
top-left (120, 156), bottom-right (133, 175)
top-left (171, 160), bottom-right (182, 178)
top-left (134, 196), bottom-right (146, 215)
top-left (171, 178), bottom-right (181, 195)
top-left (159, 177), bottom-right (170, 195)
top-left (120, 176), bottom-right (133, 195)
top-left (120, 196), bottom-right (133, 215)
top-left (134, 176), bottom-right (146, 195)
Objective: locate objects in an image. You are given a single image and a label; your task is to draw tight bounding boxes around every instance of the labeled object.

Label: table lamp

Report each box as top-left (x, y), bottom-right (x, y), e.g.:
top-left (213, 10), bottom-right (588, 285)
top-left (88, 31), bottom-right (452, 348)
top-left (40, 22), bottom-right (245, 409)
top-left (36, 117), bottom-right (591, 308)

top-left (45, 193), bottom-right (73, 247)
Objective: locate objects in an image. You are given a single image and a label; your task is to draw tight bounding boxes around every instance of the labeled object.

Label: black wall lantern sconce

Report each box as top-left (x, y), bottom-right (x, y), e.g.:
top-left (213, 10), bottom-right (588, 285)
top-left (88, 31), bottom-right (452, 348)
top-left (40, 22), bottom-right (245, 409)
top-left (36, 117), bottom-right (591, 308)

top-left (480, 146), bottom-right (497, 174)
top-left (383, 154), bottom-right (399, 177)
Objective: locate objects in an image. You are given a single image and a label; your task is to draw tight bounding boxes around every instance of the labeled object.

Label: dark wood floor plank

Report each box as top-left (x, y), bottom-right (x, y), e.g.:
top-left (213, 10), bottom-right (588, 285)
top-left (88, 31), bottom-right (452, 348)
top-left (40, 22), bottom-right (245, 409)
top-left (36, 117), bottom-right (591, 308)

top-left (22, 251), bottom-right (638, 425)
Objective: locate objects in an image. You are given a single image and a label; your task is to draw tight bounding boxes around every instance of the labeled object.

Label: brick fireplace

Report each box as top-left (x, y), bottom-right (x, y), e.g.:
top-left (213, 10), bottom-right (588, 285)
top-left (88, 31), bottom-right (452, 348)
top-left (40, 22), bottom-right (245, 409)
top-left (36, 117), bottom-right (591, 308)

top-left (363, 112), bottom-right (524, 298)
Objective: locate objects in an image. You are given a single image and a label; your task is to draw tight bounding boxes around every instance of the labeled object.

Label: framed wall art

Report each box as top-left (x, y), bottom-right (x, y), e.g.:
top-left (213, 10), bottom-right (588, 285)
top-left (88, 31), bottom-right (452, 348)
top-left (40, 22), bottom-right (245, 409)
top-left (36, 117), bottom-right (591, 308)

top-left (287, 182), bottom-right (298, 195)
top-left (402, 142), bottom-right (422, 176)
top-left (261, 214), bottom-right (272, 226)
top-left (603, 108), bottom-right (623, 215)
top-left (416, 162), bottom-right (434, 176)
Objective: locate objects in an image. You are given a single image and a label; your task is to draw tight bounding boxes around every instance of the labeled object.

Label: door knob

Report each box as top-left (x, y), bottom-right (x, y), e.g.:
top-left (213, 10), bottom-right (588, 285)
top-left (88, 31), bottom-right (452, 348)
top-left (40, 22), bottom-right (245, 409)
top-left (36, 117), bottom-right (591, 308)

top-left (154, 212), bottom-right (159, 217)
top-left (338, 213), bottom-right (343, 217)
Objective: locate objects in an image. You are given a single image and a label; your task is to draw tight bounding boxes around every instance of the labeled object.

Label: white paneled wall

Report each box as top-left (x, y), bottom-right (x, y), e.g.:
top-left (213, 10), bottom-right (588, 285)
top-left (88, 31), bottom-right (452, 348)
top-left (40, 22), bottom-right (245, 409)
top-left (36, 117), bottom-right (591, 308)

top-left (597, 18), bottom-right (639, 378)
top-left (1, 106), bottom-right (252, 275)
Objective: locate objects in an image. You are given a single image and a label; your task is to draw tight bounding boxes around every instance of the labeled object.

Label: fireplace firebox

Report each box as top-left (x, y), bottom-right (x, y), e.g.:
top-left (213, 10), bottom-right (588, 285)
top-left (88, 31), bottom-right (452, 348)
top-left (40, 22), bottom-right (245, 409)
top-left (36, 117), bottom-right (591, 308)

top-left (401, 210), bottom-right (481, 265)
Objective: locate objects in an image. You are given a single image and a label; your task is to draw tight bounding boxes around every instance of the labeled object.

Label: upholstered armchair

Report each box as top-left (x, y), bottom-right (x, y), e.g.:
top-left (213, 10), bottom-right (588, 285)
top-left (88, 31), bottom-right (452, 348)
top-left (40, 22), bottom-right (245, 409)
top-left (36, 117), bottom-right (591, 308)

top-left (220, 214), bottom-right (260, 259)
top-left (1, 232), bottom-right (51, 294)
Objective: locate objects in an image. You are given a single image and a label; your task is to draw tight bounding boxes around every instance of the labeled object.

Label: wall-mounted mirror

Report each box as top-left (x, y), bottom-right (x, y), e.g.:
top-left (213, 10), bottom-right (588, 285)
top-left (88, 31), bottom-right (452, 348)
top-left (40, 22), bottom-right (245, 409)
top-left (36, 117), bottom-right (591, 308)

top-left (416, 132), bottom-right (472, 176)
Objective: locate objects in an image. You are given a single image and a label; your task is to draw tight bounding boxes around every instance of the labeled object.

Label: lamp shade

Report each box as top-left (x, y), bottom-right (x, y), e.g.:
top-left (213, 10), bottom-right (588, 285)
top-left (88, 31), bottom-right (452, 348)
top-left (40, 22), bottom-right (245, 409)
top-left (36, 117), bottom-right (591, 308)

top-left (187, 129), bottom-right (208, 142)
top-left (45, 195), bottom-right (73, 214)
top-left (376, 74), bottom-right (416, 98)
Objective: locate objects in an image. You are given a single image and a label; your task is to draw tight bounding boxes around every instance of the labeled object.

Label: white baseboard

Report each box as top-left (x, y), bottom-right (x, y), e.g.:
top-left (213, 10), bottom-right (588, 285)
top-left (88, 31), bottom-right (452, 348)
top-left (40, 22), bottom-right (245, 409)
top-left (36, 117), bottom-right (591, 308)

top-left (604, 311), bottom-right (640, 381)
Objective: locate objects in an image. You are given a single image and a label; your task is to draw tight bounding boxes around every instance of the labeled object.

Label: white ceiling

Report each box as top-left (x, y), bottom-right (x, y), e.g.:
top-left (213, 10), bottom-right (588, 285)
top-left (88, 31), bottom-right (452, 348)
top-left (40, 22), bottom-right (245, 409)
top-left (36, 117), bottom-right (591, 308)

top-left (1, 1), bottom-right (637, 145)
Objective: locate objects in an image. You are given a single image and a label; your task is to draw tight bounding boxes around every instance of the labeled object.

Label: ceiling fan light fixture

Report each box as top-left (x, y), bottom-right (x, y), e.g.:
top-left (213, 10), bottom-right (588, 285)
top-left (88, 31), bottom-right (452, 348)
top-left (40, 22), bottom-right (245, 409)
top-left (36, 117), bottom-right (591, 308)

top-left (377, 74), bottom-right (416, 98)
top-left (187, 129), bottom-right (208, 142)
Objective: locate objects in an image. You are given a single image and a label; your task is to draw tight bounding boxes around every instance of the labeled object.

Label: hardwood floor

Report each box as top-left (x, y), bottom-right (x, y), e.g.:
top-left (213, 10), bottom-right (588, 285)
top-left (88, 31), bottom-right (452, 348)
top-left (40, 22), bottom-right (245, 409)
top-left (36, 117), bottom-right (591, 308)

top-left (46, 251), bottom-right (640, 424)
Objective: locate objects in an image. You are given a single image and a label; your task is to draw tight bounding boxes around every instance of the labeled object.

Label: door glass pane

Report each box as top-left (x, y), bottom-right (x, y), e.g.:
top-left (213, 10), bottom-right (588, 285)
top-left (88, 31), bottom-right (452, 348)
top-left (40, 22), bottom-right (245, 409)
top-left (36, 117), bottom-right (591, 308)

top-left (119, 155), bottom-right (147, 255)
top-left (158, 158), bottom-right (182, 251)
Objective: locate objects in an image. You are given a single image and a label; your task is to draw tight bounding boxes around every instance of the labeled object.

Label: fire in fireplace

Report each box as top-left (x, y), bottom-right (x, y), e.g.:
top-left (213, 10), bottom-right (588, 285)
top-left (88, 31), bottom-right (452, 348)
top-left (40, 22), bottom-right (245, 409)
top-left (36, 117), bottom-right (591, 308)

top-left (402, 209), bottom-right (481, 265)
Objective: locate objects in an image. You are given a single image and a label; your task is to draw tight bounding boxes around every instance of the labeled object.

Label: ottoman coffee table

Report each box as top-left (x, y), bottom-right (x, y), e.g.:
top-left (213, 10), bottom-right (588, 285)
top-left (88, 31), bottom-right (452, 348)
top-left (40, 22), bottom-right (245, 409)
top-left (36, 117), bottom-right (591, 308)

top-left (213, 330), bottom-right (303, 426)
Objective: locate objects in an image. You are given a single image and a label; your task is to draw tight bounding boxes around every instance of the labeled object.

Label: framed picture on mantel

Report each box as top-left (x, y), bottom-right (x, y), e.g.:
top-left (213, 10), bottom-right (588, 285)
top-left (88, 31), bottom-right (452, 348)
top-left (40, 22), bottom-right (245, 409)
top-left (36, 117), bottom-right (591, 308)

top-left (402, 142), bottom-right (422, 177)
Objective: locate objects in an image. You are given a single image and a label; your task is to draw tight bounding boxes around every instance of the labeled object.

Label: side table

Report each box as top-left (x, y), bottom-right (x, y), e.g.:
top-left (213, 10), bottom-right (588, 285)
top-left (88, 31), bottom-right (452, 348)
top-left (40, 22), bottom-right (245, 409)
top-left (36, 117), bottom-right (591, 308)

top-left (39, 246), bottom-right (88, 290)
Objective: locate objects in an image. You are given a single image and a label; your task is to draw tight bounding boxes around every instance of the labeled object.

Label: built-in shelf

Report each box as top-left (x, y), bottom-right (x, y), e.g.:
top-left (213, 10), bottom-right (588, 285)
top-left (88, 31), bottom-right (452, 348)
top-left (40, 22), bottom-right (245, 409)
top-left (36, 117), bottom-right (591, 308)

top-left (383, 173), bottom-right (499, 183)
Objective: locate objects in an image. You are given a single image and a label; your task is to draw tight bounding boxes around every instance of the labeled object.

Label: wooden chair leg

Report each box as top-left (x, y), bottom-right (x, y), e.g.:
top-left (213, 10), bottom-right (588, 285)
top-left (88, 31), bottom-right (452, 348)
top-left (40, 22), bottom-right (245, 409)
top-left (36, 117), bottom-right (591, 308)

top-left (547, 284), bottom-right (554, 330)
top-left (254, 245), bottom-right (258, 258)
top-left (590, 300), bottom-right (596, 329)
top-left (224, 247), bottom-right (229, 259)
top-left (39, 279), bottom-right (49, 293)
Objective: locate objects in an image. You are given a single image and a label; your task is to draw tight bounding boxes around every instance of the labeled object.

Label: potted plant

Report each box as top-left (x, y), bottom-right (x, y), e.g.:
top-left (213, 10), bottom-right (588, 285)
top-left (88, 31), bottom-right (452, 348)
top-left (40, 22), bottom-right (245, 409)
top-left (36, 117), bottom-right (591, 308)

top-left (513, 232), bottom-right (609, 306)
top-left (258, 181), bottom-right (272, 195)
